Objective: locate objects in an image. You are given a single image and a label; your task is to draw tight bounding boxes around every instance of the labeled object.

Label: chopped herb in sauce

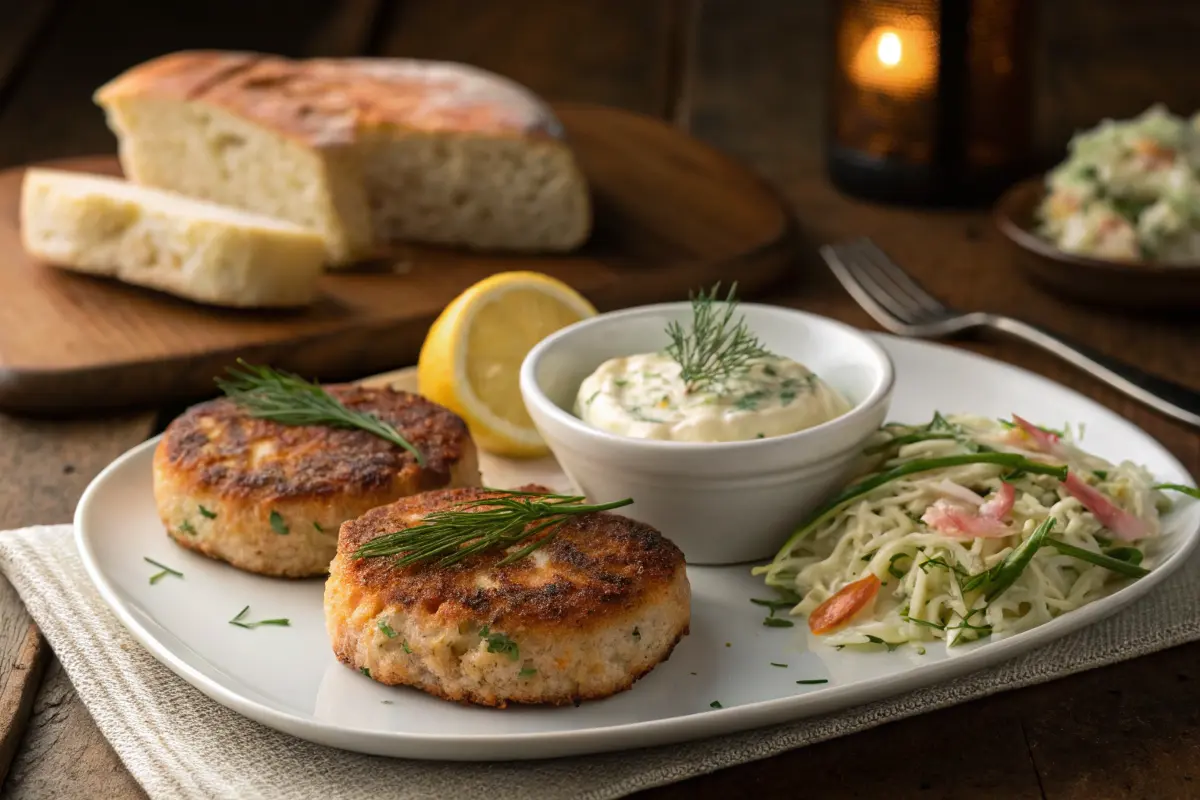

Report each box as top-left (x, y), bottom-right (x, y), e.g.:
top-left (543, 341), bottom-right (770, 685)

top-left (734, 390), bottom-right (768, 412)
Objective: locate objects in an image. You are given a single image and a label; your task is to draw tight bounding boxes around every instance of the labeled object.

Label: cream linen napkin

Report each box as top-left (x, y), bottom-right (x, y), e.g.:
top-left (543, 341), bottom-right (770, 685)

top-left (2, 524), bottom-right (1199, 800)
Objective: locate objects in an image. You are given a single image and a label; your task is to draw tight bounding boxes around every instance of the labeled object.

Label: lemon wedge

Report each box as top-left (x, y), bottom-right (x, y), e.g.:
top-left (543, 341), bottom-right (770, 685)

top-left (417, 271), bottom-right (597, 457)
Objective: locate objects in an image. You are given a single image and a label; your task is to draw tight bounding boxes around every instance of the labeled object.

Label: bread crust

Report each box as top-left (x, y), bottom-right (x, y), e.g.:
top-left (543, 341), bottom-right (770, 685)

top-left (153, 385), bottom-right (481, 577)
top-left (325, 486), bottom-right (691, 707)
top-left (96, 51), bottom-right (565, 148)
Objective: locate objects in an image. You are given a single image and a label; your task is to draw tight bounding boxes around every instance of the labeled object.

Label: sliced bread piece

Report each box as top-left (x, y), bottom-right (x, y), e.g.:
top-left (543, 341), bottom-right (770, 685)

top-left (93, 51), bottom-right (592, 266)
top-left (20, 168), bottom-right (326, 308)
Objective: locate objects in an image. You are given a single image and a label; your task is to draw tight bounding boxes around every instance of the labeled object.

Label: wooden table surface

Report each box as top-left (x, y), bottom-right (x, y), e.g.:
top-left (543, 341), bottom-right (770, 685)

top-left (1, 1), bottom-right (1198, 797)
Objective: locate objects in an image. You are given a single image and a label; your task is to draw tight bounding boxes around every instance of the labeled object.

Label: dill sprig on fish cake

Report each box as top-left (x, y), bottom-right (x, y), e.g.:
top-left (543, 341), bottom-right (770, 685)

top-left (215, 359), bottom-right (425, 465)
top-left (352, 490), bottom-right (633, 567)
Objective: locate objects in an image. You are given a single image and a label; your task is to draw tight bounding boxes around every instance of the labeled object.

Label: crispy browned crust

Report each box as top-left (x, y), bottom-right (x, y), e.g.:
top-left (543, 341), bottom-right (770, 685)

top-left (338, 486), bottom-right (687, 633)
top-left (157, 384), bottom-right (472, 502)
top-left (95, 50), bottom-right (258, 103)
top-left (332, 626), bottom-right (690, 709)
top-left (95, 51), bottom-right (562, 146)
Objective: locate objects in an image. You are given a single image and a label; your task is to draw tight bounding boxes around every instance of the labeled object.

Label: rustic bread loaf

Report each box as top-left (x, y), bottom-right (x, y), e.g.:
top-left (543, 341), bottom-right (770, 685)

top-left (94, 51), bottom-right (592, 266)
top-left (20, 168), bottom-right (326, 308)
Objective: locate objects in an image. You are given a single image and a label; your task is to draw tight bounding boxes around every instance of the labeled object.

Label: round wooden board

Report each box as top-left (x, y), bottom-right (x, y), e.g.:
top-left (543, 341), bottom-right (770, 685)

top-left (0, 103), bottom-right (797, 414)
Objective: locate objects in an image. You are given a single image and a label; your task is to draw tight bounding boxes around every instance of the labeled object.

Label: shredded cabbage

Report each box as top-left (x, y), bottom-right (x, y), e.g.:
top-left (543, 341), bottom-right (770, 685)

top-left (754, 414), bottom-right (1171, 652)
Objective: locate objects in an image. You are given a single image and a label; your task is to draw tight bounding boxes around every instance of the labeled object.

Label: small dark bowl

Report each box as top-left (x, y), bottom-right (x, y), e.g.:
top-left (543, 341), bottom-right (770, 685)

top-left (994, 177), bottom-right (1200, 310)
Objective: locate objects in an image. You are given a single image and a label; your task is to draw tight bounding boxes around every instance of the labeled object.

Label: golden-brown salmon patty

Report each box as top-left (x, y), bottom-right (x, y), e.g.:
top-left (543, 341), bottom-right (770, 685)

top-left (153, 384), bottom-right (480, 577)
top-left (324, 486), bottom-right (691, 707)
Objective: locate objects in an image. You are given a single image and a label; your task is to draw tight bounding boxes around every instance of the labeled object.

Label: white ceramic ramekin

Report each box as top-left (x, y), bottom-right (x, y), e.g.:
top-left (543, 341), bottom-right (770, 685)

top-left (519, 302), bottom-right (894, 565)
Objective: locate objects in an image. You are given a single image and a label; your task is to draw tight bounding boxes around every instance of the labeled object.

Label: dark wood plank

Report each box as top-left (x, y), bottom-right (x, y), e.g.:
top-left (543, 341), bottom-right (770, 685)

top-left (4, 660), bottom-right (146, 800)
top-left (0, 413), bottom-right (158, 798)
top-left (0, 1), bottom-right (62, 787)
top-left (0, 1), bottom-right (58, 112)
top-left (0, 0), bottom-right (390, 167)
top-left (1034, 0), bottom-right (1200, 158)
top-left (375, 0), bottom-right (681, 116)
top-left (0, 1), bottom-right (382, 795)
top-left (3, 2), bottom-right (1199, 797)
top-left (639, 641), bottom-right (1200, 800)
top-left (642, 0), bottom-right (1200, 796)
top-left (0, 618), bottom-right (47, 788)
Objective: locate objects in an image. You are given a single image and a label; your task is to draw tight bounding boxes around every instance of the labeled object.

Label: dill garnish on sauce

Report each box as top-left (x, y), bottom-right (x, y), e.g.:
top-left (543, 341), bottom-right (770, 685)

top-left (665, 282), bottom-right (774, 395)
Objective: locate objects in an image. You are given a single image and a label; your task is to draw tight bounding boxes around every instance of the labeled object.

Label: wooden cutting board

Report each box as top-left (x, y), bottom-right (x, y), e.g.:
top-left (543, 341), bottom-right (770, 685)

top-left (0, 103), bottom-right (796, 414)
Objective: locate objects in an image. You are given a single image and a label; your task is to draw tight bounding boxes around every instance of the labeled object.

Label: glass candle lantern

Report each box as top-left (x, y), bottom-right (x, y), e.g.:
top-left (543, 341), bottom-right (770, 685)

top-left (827, 0), bottom-right (1035, 206)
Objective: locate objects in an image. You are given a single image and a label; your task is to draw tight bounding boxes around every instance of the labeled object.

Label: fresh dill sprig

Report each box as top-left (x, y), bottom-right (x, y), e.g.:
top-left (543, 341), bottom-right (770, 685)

top-left (665, 282), bottom-right (774, 394)
top-left (351, 490), bottom-right (634, 567)
top-left (216, 359), bottom-right (424, 465)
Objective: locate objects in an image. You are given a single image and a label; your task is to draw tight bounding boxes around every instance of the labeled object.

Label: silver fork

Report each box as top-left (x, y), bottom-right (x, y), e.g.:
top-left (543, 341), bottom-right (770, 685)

top-left (821, 237), bottom-right (1200, 429)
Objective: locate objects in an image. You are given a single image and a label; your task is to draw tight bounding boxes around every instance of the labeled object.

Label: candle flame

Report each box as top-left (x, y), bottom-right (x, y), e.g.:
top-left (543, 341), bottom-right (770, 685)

top-left (877, 31), bottom-right (902, 67)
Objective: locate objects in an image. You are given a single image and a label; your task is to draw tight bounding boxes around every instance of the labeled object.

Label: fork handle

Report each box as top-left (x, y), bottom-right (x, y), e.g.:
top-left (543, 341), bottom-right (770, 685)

top-left (988, 316), bottom-right (1200, 429)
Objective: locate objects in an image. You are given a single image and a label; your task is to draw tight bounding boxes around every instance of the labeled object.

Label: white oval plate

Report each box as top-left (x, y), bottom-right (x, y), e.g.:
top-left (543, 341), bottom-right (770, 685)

top-left (75, 336), bottom-right (1199, 761)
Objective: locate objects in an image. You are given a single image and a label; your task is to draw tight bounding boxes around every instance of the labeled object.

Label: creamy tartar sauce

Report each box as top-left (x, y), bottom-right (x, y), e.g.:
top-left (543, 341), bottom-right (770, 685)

top-left (574, 352), bottom-right (851, 442)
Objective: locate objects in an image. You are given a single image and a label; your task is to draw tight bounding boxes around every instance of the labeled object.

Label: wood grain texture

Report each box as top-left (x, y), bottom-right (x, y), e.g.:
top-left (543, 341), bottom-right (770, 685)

top-left (637, 643), bottom-right (1200, 800)
top-left (0, 106), bottom-right (794, 414)
top-left (4, 659), bottom-right (146, 800)
top-left (0, 613), bottom-right (47, 787)
top-left (0, 1), bottom-right (373, 795)
top-left (1033, 0), bottom-right (1200, 159)
top-left (0, 0), bottom-right (393, 168)
top-left (628, 1), bottom-right (1200, 797)
top-left (0, 1), bottom-right (58, 114)
top-left (375, 0), bottom-right (680, 116)
top-left (5, 0), bottom-right (1200, 797)
top-left (0, 412), bottom-right (156, 796)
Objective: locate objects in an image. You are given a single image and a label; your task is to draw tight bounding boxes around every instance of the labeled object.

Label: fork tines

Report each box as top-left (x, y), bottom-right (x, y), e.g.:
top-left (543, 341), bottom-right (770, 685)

top-left (820, 238), bottom-right (949, 333)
